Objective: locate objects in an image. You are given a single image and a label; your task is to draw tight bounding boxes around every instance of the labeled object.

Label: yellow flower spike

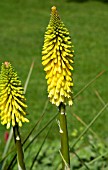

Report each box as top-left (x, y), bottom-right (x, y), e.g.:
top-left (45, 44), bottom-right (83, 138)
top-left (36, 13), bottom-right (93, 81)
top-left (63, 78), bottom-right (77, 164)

top-left (0, 62), bottom-right (29, 129)
top-left (42, 6), bottom-right (74, 106)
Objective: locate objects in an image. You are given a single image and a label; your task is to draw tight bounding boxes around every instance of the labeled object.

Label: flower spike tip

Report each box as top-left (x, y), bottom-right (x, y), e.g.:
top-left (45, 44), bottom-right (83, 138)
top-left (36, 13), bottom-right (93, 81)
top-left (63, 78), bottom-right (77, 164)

top-left (42, 6), bottom-right (74, 107)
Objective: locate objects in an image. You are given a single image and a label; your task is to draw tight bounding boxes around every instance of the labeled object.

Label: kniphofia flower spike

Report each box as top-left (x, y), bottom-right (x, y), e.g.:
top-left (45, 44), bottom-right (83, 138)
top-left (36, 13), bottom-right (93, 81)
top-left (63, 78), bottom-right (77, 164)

top-left (0, 62), bottom-right (29, 129)
top-left (42, 6), bottom-right (74, 106)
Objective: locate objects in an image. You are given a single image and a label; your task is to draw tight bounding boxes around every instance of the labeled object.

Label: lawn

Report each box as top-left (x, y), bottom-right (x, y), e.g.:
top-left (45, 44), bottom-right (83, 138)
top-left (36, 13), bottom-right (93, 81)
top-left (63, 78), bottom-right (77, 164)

top-left (0, 0), bottom-right (108, 169)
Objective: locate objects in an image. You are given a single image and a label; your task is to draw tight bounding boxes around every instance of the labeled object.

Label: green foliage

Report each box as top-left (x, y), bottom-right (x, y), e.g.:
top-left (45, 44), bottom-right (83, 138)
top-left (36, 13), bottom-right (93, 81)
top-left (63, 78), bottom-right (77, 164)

top-left (24, 131), bottom-right (108, 169)
top-left (28, 140), bottom-right (61, 170)
top-left (70, 129), bottom-right (108, 169)
top-left (67, 0), bottom-right (108, 3)
top-left (0, 0), bottom-right (108, 169)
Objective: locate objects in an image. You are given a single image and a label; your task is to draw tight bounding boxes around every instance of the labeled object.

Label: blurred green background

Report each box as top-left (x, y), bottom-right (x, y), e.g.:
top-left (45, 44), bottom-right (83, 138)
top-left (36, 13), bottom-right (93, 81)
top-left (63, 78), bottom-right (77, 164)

top-left (0, 0), bottom-right (108, 167)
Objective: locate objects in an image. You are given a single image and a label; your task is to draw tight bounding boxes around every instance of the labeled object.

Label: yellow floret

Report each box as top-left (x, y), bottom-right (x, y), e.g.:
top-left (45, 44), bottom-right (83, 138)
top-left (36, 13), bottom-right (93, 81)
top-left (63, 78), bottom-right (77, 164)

top-left (42, 6), bottom-right (74, 106)
top-left (0, 62), bottom-right (29, 129)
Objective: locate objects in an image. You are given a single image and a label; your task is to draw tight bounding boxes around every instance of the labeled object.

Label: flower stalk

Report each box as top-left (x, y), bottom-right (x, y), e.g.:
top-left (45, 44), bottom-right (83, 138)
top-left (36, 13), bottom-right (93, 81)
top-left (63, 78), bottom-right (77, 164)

top-left (59, 103), bottom-right (70, 169)
top-left (0, 62), bottom-right (29, 170)
top-left (13, 123), bottom-right (26, 170)
top-left (42, 6), bottom-right (74, 169)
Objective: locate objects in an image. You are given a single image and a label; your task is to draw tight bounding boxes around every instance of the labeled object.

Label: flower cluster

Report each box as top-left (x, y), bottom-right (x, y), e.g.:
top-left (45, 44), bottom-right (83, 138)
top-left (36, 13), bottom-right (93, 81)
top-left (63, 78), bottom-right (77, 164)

top-left (42, 6), bottom-right (74, 106)
top-left (0, 62), bottom-right (29, 129)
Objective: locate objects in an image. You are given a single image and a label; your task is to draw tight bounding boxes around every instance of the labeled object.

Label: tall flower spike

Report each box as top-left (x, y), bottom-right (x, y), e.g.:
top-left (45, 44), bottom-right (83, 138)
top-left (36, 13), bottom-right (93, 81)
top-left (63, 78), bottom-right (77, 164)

top-left (42, 6), bottom-right (74, 106)
top-left (0, 62), bottom-right (29, 129)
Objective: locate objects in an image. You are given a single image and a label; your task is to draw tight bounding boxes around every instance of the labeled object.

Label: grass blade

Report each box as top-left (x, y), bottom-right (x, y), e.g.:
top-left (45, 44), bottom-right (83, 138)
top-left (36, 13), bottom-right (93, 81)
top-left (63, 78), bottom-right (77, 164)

top-left (71, 103), bottom-right (108, 149)
top-left (24, 58), bottom-right (35, 94)
top-left (7, 103), bottom-right (57, 170)
top-left (24, 112), bottom-right (58, 152)
top-left (1, 128), bottom-right (13, 170)
top-left (95, 90), bottom-right (108, 110)
top-left (30, 124), bottom-right (53, 170)
top-left (72, 150), bottom-right (90, 170)
top-left (87, 151), bottom-right (108, 166)
top-left (73, 71), bottom-right (105, 99)
top-left (72, 113), bottom-right (100, 139)
top-left (23, 100), bottom-right (49, 146)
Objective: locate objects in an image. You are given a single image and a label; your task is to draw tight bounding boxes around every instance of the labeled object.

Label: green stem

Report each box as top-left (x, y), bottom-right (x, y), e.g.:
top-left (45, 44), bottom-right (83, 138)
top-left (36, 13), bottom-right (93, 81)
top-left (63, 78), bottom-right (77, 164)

top-left (13, 124), bottom-right (26, 170)
top-left (59, 103), bottom-right (70, 170)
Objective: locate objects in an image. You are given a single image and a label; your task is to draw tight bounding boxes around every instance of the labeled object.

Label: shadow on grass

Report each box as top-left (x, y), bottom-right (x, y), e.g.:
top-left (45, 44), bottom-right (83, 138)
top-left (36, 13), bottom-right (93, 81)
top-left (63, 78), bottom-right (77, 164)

top-left (67, 0), bottom-right (108, 3)
top-left (67, 0), bottom-right (88, 2)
